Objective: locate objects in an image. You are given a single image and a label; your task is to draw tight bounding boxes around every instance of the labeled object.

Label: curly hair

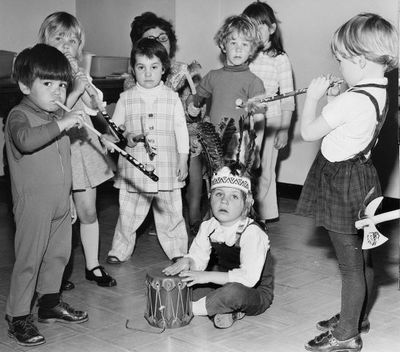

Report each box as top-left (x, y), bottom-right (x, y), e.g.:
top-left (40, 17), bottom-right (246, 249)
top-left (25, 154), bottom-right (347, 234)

top-left (214, 15), bottom-right (262, 61)
top-left (129, 12), bottom-right (177, 59)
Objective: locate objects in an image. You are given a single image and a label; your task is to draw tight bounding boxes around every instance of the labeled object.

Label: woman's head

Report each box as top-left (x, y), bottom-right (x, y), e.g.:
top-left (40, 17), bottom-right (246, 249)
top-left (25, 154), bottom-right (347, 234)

top-left (38, 12), bottom-right (85, 59)
top-left (242, 1), bottom-right (284, 55)
top-left (130, 12), bottom-right (177, 59)
top-left (214, 15), bottom-right (262, 64)
top-left (331, 12), bottom-right (398, 72)
top-left (130, 37), bottom-right (171, 88)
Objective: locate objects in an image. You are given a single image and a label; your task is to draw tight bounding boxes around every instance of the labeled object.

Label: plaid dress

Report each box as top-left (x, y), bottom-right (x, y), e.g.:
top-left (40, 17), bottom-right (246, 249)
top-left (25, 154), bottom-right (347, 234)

top-left (296, 84), bottom-right (388, 234)
top-left (114, 85), bottom-right (187, 193)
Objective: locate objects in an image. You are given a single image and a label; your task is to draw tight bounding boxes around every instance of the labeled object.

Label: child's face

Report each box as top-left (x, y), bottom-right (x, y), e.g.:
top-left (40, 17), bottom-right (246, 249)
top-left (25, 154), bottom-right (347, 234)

top-left (20, 78), bottom-right (67, 112)
top-left (210, 187), bottom-right (245, 226)
top-left (336, 54), bottom-right (363, 87)
top-left (258, 23), bottom-right (276, 50)
top-left (47, 30), bottom-right (80, 58)
top-left (133, 54), bottom-right (164, 89)
top-left (224, 31), bottom-right (252, 66)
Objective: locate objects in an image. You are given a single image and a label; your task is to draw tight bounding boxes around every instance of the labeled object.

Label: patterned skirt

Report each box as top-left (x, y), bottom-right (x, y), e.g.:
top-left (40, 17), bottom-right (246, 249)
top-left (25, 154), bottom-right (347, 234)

top-left (296, 151), bottom-right (381, 234)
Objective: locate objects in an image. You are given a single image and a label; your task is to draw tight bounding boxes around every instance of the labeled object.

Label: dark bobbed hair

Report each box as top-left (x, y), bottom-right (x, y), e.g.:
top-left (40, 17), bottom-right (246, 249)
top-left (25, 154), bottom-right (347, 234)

top-left (13, 43), bottom-right (72, 88)
top-left (129, 12), bottom-right (177, 59)
top-left (130, 38), bottom-right (171, 81)
top-left (242, 1), bottom-right (285, 56)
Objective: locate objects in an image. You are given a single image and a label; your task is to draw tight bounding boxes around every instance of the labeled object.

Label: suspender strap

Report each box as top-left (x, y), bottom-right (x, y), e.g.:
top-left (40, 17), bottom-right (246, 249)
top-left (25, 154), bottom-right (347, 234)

top-left (348, 84), bottom-right (389, 160)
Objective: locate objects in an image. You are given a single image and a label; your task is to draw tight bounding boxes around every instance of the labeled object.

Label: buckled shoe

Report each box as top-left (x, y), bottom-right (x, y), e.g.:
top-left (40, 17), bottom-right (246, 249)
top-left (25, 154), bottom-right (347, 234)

top-left (305, 331), bottom-right (362, 352)
top-left (6, 314), bottom-right (45, 346)
top-left (85, 265), bottom-right (117, 287)
top-left (38, 301), bottom-right (88, 324)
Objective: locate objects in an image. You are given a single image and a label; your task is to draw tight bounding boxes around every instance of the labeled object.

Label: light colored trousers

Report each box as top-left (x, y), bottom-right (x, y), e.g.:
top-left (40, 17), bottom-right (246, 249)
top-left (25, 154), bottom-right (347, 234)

top-left (108, 189), bottom-right (188, 261)
top-left (256, 116), bottom-right (281, 220)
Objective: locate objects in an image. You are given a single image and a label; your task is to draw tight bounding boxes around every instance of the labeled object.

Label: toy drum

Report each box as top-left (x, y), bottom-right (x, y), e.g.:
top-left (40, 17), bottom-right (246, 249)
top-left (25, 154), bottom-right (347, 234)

top-left (144, 269), bottom-right (193, 329)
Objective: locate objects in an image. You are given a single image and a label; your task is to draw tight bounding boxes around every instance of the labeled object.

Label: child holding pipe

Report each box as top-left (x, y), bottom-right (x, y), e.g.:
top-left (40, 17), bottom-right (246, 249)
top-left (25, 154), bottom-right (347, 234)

top-left (39, 12), bottom-right (116, 288)
top-left (106, 37), bottom-right (190, 263)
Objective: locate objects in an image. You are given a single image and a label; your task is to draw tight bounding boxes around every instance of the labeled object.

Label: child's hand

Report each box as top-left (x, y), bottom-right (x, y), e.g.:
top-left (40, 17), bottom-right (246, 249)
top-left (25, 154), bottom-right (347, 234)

top-left (307, 76), bottom-right (331, 101)
top-left (177, 154), bottom-right (189, 181)
top-left (274, 129), bottom-right (289, 149)
top-left (179, 270), bottom-right (209, 287)
top-left (100, 133), bottom-right (118, 152)
top-left (126, 132), bottom-right (147, 148)
top-left (162, 257), bottom-right (192, 276)
top-left (57, 110), bottom-right (84, 131)
top-left (72, 71), bottom-right (91, 95)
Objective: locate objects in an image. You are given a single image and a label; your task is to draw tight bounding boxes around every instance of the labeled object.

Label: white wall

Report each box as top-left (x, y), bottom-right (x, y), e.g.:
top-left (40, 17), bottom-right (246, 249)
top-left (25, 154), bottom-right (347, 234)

top-left (174, 0), bottom-right (399, 197)
top-left (0, 0), bottom-right (76, 52)
top-left (0, 0), bottom-right (398, 197)
top-left (76, 0), bottom-right (175, 57)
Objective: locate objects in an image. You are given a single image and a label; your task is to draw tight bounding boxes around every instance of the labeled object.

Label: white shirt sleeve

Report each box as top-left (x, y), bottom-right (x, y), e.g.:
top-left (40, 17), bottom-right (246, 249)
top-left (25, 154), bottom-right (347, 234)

top-left (185, 220), bottom-right (213, 270)
top-left (228, 225), bottom-right (270, 287)
top-left (174, 97), bottom-right (189, 154)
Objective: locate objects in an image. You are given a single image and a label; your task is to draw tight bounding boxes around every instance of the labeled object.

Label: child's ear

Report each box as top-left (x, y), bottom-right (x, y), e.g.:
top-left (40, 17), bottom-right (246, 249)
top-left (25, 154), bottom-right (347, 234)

top-left (18, 81), bottom-right (31, 95)
top-left (358, 55), bottom-right (367, 69)
top-left (269, 23), bottom-right (277, 35)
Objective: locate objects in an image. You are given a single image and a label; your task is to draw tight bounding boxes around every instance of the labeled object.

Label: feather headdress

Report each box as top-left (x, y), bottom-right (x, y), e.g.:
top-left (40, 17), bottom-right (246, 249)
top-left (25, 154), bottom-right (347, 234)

top-left (196, 113), bottom-right (258, 188)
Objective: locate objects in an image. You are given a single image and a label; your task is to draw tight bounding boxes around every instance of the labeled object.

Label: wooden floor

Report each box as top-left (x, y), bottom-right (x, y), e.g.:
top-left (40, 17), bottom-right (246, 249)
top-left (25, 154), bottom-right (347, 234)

top-left (0, 180), bottom-right (399, 352)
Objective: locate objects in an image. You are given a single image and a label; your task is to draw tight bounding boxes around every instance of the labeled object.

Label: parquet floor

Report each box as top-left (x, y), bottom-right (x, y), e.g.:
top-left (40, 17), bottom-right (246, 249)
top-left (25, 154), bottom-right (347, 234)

top-left (0, 180), bottom-right (399, 351)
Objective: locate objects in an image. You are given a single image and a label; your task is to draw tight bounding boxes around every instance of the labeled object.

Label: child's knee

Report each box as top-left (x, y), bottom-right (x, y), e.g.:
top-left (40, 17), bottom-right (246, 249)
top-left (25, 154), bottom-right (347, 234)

top-left (218, 283), bottom-right (247, 303)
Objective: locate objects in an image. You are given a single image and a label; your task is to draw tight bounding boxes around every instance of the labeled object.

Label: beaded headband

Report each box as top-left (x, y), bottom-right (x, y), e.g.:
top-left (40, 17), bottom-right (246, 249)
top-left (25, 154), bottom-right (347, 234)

top-left (211, 166), bottom-right (251, 194)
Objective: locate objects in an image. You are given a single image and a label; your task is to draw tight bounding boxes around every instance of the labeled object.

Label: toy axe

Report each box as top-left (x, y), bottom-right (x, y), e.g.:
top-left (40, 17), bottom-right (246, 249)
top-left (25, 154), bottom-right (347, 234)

top-left (355, 189), bottom-right (400, 249)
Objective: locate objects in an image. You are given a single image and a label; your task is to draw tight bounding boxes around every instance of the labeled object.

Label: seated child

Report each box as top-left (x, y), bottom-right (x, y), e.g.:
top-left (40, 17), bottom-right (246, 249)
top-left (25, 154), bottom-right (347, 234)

top-left (4, 43), bottom-right (88, 347)
top-left (163, 165), bottom-right (274, 328)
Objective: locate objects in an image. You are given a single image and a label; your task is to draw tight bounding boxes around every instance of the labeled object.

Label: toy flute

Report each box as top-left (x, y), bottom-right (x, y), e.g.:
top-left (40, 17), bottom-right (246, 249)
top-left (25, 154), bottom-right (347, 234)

top-left (236, 78), bottom-right (344, 110)
top-left (55, 101), bottom-right (159, 182)
top-left (65, 53), bottom-right (127, 144)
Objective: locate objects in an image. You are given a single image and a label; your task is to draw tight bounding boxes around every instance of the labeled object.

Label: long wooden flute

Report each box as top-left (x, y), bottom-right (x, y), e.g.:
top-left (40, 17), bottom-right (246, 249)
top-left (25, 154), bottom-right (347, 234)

top-left (66, 54), bottom-right (127, 144)
top-left (236, 79), bottom-right (344, 109)
top-left (55, 101), bottom-right (159, 182)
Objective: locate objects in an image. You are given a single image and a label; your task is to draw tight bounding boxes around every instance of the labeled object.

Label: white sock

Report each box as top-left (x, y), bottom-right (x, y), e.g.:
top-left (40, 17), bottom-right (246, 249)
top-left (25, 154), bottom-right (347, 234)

top-left (80, 221), bottom-right (100, 274)
top-left (192, 297), bottom-right (208, 316)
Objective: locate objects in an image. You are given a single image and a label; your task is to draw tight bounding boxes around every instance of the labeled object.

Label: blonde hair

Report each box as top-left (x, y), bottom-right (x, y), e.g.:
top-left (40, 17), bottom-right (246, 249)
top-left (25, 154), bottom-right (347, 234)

top-left (214, 15), bottom-right (262, 61)
top-left (331, 12), bottom-right (398, 72)
top-left (38, 12), bottom-right (85, 59)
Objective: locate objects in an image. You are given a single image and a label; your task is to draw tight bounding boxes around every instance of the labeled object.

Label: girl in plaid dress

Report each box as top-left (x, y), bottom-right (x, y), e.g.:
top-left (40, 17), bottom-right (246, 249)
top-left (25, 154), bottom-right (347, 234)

top-left (296, 13), bottom-right (398, 352)
top-left (243, 2), bottom-right (295, 222)
top-left (106, 38), bottom-right (189, 263)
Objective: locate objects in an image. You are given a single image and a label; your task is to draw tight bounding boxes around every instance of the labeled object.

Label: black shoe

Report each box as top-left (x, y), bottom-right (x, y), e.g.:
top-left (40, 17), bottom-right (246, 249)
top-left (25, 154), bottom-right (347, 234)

top-left (316, 313), bottom-right (370, 334)
top-left (61, 280), bottom-right (75, 291)
top-left (38, 301), bottom-right (88, 324)
top-left (6, 314), bottom-right (45, 347)
top-left (305, 331), bottom-right (362, 351)
top-left (85, 265), bottom-right (117, 287)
